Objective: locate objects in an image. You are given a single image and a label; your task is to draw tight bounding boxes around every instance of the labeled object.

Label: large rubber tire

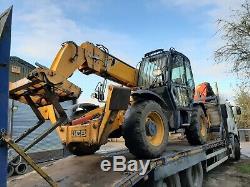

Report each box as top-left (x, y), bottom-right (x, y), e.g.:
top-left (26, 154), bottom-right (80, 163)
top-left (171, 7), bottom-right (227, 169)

top-left (67, 143), bottom-right (100, 156)
top-left (179, 162), bottom-right (203, 187)
top-left (234, 137), bottom-right (241, 161)
top-left (163, 173), bottom-right (181, 187)
top-left (230, 134), bottom-right (240, 161)
top-left (123, 100), bottom-right (168, 159)
top-left (67, 104), bottom-right (100, 156)
top-left (185, 106), bottom-right (208, 145)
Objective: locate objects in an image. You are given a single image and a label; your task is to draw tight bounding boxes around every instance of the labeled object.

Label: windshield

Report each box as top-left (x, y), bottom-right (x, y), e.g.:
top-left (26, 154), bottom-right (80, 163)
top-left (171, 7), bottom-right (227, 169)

top-left (138, 54), bottom-right (168, 87)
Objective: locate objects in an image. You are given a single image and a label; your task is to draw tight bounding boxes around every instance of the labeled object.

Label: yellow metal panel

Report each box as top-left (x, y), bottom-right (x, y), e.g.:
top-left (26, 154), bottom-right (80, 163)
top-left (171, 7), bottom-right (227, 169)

top-left (97, 85), bottom-right (126, 144)
top-left (38, 105), bottom-right (67, 143)
top-left (66, 122), bottom-right (99, 145)
top-left (9, 40), bottom-right (139, 151)
top-left (50, 42), bottom-right (85, 80)
top-left (80, 42), bottom-right (138, 87)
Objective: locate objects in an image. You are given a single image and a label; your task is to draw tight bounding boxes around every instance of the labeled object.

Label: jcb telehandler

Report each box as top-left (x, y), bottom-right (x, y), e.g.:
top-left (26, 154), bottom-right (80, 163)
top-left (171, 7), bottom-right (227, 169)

top-left (9, 41), bottom-right (208, 158)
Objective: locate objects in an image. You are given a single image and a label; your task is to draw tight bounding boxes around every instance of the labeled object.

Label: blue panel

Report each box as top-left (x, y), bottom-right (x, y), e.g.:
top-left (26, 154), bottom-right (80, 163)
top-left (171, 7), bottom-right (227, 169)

top-left (0, 6), bottom-right (12, 187)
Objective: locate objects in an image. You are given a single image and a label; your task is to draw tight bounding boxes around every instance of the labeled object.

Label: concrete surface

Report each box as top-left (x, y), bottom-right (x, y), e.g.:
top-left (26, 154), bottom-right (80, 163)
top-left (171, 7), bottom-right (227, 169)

top-left (240, 142), bottom-right (250, 157)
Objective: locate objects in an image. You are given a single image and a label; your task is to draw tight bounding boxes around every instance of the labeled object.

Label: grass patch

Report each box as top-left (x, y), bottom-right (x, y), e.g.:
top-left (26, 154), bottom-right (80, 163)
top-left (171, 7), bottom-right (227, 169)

top-left (236, 162), bottom-right (250, 175)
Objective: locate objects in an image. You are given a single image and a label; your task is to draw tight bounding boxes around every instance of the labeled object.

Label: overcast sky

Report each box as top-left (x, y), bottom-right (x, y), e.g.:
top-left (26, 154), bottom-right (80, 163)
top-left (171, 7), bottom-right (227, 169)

top-left (1, 0), bottom-right (244, 103)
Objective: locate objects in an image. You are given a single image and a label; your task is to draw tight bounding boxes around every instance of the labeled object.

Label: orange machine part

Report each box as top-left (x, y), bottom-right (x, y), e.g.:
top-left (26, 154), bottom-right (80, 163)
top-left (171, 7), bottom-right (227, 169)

top-left (71, 115), bottom-right (94, 126)
top-left (194, 82), bottom-right (208, 103)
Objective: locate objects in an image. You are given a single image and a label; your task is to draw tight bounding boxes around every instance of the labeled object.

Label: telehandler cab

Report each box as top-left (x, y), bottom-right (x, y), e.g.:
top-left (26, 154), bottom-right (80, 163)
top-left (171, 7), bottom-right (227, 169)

top-left (9, 42), bottom-right (208, 158)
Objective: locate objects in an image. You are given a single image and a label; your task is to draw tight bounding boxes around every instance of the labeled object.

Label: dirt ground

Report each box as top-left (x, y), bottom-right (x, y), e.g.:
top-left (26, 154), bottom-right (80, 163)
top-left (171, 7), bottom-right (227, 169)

top-left (203, 157), bottom-right (250, 187)
top-left (203, 142), bottom-right (250, 187)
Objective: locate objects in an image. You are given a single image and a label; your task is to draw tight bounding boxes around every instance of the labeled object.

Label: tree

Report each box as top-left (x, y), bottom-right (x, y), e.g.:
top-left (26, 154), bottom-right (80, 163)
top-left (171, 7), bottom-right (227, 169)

top-left (215, 1), bottom-right (250, 85)
top-left (235, 85), bottom-right (250, 129)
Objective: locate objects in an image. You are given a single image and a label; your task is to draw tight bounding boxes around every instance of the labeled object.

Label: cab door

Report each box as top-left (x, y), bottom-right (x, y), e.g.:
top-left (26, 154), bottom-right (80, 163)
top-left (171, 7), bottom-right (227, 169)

top-left (170, 53), bottom-right (190, 108)
top-left (184, 56), bottom-right (195, 105)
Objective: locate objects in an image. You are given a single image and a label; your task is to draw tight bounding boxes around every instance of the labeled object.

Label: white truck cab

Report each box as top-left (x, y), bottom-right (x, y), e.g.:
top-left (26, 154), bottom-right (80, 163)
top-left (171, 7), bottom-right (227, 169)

top-left (226, 101), bottom-right (241, 136)
top-left (223, 100), bottom-right (241, 160)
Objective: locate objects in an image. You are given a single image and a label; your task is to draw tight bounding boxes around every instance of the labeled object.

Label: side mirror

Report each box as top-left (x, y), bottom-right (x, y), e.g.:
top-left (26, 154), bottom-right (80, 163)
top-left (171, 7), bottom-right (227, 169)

top-left (153, 69), bottom-right (162, 77)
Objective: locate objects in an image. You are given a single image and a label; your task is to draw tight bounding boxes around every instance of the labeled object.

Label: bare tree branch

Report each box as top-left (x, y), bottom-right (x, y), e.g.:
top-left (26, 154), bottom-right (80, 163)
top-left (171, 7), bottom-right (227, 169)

top-left (215, 0), bottom-right (250, 85)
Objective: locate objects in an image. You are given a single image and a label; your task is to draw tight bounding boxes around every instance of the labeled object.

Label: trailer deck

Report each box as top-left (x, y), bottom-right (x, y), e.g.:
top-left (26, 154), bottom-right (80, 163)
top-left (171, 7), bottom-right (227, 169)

top-left (8, 140), bottom-right (228, 187)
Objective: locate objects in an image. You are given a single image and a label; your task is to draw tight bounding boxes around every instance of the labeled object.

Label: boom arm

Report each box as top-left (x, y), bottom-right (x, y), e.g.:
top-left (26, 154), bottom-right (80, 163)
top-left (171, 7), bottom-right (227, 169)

top-left (50, 41), bottom-right (138, 87)
top-left (8, 41), bottom-right (137, 155)
top-left (9, 41), bottom-right (138, 106)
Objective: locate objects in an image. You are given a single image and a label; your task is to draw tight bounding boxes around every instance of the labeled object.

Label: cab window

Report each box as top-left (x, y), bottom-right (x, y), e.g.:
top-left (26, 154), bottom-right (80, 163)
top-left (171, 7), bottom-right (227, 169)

top-left (171, 55), bottom-right (185, 84)
top-left (184, 58), bottom-right (195, 89)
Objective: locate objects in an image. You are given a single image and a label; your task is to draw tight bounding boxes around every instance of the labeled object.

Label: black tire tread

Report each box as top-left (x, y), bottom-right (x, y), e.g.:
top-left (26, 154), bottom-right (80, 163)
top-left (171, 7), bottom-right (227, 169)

top-left (67, 143), bottom-right (100, 156)
top-left (165, 173), bottom-right (181, 187)
top-left (234, 136), bottom-right (241, 161)
top-left (123, 100), bottom-right (168, 158)
top-left (186, 106), bottom-right (207, 145)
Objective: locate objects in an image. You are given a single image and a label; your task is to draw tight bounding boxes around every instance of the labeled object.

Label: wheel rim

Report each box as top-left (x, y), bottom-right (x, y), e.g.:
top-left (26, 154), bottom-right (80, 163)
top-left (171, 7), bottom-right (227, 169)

top-left (199, 116), bottom-right (207, 137)
top-left (145, 111), bottom-right (164, 146)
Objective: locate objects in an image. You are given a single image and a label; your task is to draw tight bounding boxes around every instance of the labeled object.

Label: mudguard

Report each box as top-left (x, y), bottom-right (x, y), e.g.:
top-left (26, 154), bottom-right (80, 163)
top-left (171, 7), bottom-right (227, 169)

top-left (132, 89), bottom-right (168, 110)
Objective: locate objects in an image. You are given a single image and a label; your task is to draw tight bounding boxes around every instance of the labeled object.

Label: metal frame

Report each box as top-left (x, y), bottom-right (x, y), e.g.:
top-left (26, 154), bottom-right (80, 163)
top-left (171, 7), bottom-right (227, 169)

top-left (0, 7), bottom-right (12, 187)
top-left (3, 135), bottom-right (58, 186)
top-left (6, 87), bottom-right (68, 186)
top-left (153, 149), bottom-right (206, 181)
top-left (114, 140), bottom-right (227, 186)
top-left (19, 88), bottom-right (67, 152)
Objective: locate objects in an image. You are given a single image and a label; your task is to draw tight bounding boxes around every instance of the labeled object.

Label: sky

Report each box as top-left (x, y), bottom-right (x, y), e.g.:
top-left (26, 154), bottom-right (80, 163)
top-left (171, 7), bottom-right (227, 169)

top-left (0, 0), bottom-right (244, 103)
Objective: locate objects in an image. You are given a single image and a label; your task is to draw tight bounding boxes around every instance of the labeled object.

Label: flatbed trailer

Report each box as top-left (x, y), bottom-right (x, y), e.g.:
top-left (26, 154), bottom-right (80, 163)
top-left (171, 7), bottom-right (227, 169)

top-left (7, 139), bottom-right (233, 187)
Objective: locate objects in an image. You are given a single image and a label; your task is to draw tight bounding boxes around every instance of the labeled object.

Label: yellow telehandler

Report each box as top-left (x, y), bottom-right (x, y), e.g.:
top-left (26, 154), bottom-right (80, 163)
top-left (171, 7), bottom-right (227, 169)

top-left (9, 41), bottom-right (208, 158)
